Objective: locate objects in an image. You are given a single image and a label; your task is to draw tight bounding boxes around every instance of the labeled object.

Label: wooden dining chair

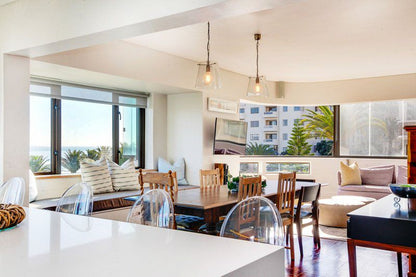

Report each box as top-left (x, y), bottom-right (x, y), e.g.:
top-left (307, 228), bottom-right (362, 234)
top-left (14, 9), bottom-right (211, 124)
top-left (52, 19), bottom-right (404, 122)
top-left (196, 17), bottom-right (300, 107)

top-left (238, 176), bottom-right (262, 201)
top-left (294, 183), bottom-right (321, 258)
top-left (138, 169), bottom-right (176, 202)
top-left (276, 172), bottom-right (296, 261)
top-left (138, 169), bottom-right (204, 231)
top-left (200, 168), bottom-right (221, 189)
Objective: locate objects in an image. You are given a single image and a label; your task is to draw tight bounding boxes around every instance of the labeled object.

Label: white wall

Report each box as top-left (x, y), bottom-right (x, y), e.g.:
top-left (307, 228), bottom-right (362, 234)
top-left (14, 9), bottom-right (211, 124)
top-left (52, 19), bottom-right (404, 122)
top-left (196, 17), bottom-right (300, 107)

top-left (167, 92), bottom-right (203, 185)
top-left (145, 93), bottom-right (167, 169)
top-left (2, 55), bottom-right (30, 204)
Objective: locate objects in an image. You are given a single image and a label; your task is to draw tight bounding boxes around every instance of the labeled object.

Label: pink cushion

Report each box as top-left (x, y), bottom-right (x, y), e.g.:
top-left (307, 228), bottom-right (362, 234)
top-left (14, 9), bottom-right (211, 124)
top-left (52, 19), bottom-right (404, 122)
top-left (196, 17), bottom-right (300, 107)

top-left (360, 165), bottom-right (394, 186)
top-left (396, 165), bottom-right (407, 184)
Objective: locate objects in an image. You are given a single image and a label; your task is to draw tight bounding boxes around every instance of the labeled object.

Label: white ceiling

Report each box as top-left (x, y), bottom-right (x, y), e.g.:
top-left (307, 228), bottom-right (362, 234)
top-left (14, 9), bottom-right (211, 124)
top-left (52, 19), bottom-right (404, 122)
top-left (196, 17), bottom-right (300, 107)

top-left (0, 0), bottom-right (15, 7)
top-left (126, 0), bottom-right (416, 82)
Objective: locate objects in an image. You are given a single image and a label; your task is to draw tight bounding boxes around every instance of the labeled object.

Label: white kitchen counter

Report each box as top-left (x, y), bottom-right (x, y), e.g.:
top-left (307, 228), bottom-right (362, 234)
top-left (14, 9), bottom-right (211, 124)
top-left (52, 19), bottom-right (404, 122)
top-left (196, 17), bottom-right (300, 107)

top-left (0, 208), bottom-right (285, 277)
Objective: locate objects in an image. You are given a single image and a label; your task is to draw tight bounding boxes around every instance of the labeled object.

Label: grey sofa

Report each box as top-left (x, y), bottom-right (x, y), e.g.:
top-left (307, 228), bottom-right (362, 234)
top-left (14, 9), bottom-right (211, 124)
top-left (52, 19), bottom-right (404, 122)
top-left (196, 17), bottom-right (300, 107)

top-left (337, 165), bottom-right (407, 199)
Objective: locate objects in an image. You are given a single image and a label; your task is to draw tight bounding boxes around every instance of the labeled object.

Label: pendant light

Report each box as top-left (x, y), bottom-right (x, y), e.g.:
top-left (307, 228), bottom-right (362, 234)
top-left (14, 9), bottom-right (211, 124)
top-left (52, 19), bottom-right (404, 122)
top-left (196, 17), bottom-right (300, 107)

top-left (195, 22), bottom-right (221, 89)
top-left (247, 33), bottom-right (268, 97)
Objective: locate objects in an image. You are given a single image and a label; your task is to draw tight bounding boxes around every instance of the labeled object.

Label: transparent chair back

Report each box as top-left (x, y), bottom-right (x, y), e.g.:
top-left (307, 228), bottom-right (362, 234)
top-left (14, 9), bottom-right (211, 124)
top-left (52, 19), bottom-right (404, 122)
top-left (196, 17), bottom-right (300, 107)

top-left (220, 196), bottom-right (284, 245)
top-left (127, 189), bottom-right (174, 229)
top-left (0, 177), bottom-right (25, 205)
top-left (56, 183), bottom-right (93, 216)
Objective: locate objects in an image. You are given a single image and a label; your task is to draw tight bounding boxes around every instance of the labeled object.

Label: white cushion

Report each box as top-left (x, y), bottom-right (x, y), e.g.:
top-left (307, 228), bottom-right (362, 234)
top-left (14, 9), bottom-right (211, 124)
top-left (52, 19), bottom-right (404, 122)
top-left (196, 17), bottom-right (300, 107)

top-left (80, 159), bottom-right (113, 193)
top-left (28, 170), bottom-right (38, 202)
top-left (158, 158), bottom-right (188, 185)
top-left (107, 159), bottom-right (139, 191)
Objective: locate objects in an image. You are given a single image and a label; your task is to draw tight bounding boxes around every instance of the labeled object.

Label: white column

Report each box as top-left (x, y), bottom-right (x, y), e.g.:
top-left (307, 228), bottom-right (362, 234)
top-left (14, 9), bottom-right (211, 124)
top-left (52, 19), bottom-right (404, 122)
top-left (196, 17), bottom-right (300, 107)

top-left (2, 54), bottom-right (30, 205)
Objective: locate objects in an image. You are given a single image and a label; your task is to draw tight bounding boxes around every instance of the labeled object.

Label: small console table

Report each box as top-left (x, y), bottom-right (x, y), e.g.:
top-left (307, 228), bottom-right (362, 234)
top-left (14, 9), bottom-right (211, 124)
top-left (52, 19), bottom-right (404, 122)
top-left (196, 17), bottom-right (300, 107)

top-left (347, 195), bottom-right (416, 277)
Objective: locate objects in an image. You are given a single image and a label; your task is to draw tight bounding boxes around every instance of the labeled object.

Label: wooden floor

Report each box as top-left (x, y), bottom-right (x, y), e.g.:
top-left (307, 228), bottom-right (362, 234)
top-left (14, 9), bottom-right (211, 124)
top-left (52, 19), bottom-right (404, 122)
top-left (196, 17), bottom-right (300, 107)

top-left (286, 236), bottom-right (409, 277)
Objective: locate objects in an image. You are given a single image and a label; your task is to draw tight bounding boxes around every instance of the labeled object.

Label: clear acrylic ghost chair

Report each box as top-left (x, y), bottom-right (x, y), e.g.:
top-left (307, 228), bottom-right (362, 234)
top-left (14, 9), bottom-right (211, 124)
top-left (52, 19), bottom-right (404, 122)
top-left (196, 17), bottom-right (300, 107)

top-left (56, 183), bottom-right (93, 216)
top-left (0, 177), bottom-right (25, 205)
top-left (220, 196), bottom-right (284, 246)
top-left (127, 189), bottom-right (174, 229)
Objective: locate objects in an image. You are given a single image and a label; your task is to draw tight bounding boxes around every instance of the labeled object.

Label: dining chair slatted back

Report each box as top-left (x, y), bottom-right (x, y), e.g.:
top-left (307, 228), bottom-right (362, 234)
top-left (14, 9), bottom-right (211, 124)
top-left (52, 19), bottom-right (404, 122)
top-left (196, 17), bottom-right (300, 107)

top-left (200, 169), bottom-right (221, 189)
top-left (56, 183), bottom-right (93, 216)
top-left (238, 176), bottom-right (262, 201)
top-left (276, 172), bottom-right (296, 216)
top-left (138, 169), bottom-right (176, 203)
top-left (127, 189), bottom-right (174, 229)
top-left (276, 172), bottom-right (297, 261)
top-left (0, 177), bottom-right (25, 205)
top-left (220, 196), bottom-right (284, 246)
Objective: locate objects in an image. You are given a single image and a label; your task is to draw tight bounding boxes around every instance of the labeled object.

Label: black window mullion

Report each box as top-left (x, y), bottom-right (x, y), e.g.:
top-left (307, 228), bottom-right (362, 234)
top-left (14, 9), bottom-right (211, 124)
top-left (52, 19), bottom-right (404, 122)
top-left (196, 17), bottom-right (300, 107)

top-left (333, 105), bottom-right (340, 157)
top-left (112, 105), bottom-right (120, 164)
top-left (51, 98), bottom-right (61, 174)
top-left (137, 108), bottom-right (146, 168)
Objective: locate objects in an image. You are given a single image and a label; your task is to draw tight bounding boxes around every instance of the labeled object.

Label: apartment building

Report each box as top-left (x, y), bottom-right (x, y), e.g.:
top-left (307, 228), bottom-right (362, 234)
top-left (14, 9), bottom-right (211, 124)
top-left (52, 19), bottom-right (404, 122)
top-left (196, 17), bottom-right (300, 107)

top-left (239, 103), bottom-right (322, 155)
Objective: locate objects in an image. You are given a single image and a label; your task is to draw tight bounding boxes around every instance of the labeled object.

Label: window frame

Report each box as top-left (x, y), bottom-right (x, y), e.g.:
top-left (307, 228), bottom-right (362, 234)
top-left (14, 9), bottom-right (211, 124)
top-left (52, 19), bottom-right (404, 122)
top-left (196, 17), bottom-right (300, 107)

top-left (30, 83), bottom-right (146, 175)
top-left (240, 104), bottom-right (407, 159)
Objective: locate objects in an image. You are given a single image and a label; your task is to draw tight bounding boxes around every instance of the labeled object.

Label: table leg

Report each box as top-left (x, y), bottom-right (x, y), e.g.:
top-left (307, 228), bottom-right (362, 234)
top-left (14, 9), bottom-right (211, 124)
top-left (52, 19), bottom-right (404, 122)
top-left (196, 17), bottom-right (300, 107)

top-left (347, 239), bottom-right (357, 277)
top-left (204, 209), bottom-right (219, 235)
top-left (409, 255), bottom-right (416, 277)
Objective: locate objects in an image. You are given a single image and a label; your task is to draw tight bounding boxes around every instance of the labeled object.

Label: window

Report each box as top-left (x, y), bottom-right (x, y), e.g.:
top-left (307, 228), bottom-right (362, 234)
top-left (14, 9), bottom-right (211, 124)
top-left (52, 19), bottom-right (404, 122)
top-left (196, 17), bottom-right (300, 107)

top-left (294, 119), bottom-right (302, 125)
top-left (294, 106), bottom-right (303, 111)
top-left (242, 103), bottom-right (334, 156)
top-left (239, 108), bottom-right (245, 113)
top-left (250, 107), bottom-right (259, 114)
top-left (340, 99), bottom-right (414, 157)
top-left (250, 134), bottom-right (259, 141)
top-left (30, 96), bottom-right (52, 173)
top-left (29, 81), bottom-right (146, 174)
top-left (265, 162), bottom-right (310, 174)
top-left (240, 162), bottom-right (259, 175)
top-left (265, 133), bottom-right (277, 139)
top-left (61, 99), bottom-right (112, 173)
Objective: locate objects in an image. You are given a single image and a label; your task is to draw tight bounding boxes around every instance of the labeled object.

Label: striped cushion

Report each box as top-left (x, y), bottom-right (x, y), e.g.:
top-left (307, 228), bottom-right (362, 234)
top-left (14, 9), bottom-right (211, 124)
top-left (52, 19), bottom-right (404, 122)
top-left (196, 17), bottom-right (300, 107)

top-left (80, 159), bottom-right (113, 194)
top-left (107, 159), bottom-right (139, 191)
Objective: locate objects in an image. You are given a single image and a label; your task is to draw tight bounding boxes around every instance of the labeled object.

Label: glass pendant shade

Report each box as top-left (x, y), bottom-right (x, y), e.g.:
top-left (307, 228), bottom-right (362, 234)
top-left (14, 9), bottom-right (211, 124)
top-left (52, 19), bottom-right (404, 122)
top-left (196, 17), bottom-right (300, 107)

top-left (247, 76), bottom-right (268, 97)
top-left (195, 62), bottom-right (221, 89)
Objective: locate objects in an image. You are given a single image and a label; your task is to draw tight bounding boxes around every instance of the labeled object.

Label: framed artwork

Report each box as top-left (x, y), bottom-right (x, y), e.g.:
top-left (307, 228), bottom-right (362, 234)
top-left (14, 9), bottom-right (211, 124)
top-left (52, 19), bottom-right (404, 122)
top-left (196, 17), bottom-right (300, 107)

top-left (207, 97), bottom-right (238, 114)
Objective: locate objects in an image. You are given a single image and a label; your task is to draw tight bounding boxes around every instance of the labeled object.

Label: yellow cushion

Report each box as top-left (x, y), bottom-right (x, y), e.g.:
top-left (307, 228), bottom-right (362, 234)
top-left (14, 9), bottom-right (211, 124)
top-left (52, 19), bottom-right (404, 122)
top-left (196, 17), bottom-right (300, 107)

top-left (340, 162), bottom-right (362, 186)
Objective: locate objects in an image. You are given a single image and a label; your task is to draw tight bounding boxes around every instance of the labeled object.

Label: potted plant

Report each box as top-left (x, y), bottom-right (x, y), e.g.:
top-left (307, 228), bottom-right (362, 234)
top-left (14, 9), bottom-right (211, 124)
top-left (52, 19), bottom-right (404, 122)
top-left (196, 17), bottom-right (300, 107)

top-left (227, 175), bottom-right (267, 193)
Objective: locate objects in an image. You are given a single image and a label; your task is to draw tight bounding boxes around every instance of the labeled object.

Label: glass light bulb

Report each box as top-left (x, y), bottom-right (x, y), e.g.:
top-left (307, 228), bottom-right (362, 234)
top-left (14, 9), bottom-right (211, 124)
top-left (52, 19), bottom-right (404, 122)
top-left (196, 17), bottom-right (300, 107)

top-left (204, 71), bottom-right (212, 84)
top-left (255, 82), bottom-right (261, 93)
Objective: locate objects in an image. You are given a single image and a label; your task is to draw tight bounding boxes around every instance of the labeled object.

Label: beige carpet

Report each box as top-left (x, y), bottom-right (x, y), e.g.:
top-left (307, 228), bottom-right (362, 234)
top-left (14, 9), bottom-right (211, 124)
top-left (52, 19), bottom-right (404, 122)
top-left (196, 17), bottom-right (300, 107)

top-left (292, 219), bottom-right (347, 241)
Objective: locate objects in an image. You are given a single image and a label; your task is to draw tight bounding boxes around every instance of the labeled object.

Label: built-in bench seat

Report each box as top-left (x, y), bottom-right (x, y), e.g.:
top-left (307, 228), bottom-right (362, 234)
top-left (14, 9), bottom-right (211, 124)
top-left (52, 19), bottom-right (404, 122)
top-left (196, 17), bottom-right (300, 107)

top-left (30, 185), bottom-right (198, 212)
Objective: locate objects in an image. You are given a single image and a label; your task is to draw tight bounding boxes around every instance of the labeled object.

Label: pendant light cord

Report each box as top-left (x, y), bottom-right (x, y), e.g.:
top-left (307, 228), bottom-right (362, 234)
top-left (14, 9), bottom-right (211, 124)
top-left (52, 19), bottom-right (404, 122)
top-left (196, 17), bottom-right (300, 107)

top-left (207, 22), bottom-right (210, 65)
top-left (256, 38), bottom-right (259, 78)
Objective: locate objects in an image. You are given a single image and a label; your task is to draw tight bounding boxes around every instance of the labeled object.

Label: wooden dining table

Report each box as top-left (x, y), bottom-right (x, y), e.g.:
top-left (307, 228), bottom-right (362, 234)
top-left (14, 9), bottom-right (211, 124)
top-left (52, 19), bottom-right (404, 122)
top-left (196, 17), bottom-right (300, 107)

top-left (172, 180), bottom-right (320, 233)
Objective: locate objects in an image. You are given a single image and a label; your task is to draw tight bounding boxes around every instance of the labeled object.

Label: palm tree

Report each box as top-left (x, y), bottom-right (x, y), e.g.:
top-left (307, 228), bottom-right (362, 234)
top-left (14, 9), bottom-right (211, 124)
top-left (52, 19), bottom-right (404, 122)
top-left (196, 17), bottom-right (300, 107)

top-left (29, 155), bottom-right (50, 172)
top-left (286, 122), bottom-right (312, 155)
top-left (97, 146), bottom-right (112, 160)
top-left (62, 149), bottom-right (85, 173)
top-left (85, 148), bottom-right (100, 161)
top-left (301, 106), bottom-right (334, 140)
top-left (246, 142), bottom-right (275, 155)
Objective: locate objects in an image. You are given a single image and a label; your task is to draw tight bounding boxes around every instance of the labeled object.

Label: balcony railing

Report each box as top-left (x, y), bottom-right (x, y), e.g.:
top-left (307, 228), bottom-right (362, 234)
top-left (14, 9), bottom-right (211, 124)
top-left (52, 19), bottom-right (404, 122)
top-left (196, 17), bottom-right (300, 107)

top-left (264, 138), bottom-right (278, 144)
top-left (264, 111), bottom-right (278, 117)
top-left (264, 124), bottom-right (278, 130)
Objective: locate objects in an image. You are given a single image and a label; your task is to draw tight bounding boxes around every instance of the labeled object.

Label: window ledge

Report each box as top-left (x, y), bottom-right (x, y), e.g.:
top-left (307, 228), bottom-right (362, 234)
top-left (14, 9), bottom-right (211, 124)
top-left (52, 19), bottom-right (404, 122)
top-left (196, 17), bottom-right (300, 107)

top-left (35, 173), bottom-right (81, 180)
